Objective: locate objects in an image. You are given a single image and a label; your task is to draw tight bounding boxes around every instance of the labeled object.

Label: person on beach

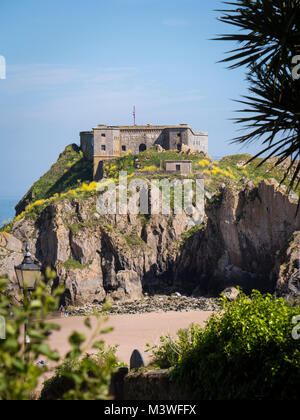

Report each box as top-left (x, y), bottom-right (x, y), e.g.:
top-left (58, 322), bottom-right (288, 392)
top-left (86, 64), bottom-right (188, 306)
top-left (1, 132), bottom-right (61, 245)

top-left (59, 305), bottom-right (65, 318)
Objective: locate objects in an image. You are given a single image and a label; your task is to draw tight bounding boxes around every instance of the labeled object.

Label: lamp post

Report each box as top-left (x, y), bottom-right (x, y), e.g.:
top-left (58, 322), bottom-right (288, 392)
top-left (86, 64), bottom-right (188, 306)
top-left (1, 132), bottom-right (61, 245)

top-left (15, 244), bottom-right (42, 358)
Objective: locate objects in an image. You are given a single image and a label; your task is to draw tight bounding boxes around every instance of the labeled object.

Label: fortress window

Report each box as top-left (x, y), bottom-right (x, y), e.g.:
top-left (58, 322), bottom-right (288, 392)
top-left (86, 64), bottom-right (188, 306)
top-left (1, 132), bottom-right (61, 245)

top-left (139, 144), bottom-right (147, 152)
top-left (177, 133), bottom-right (181, 138)
top-left (101, 133), bottom-right (106, 137)
top-left (101, 145), bottom-right (106, 151)
top-left (122, 145), bottom-right (126, 152)
top-left (176, 165), bottom-right (181, 171)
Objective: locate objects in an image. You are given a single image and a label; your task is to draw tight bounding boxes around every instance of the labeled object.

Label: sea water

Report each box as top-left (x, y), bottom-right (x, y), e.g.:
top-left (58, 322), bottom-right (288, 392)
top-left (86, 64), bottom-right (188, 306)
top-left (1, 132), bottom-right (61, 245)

top-left (0, 197), bottom-right (18, 227)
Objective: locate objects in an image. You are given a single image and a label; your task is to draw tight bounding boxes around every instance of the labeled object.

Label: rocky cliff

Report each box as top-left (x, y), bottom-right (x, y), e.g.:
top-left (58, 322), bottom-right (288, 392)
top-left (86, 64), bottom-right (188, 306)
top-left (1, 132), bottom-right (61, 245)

top-left (1, 179), bottom-right (300, 305)
top-left (2, 194), bottom-right (192, 305)
top-left (175, 180), bottom-right (300, 296)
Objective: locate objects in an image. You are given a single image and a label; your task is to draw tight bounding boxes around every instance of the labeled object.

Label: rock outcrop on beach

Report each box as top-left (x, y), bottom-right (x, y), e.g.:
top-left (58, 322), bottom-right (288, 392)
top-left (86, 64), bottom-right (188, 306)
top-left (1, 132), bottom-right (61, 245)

top-left (1, 178), bottom-right (300, 305)
top-left (68, 294), bottom-right (220, 316)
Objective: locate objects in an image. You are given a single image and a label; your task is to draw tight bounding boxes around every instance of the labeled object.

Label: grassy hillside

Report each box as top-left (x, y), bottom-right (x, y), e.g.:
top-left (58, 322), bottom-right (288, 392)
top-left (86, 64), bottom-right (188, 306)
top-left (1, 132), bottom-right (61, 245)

top-left (15, 144), bottom-right (93, 215)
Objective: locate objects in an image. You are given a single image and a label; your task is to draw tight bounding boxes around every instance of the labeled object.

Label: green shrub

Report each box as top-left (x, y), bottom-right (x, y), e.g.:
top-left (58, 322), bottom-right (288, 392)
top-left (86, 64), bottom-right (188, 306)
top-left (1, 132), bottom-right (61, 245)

top-left (40, 346), bottom-right (119, 400)
top-left (150, 291), bottom-right (300, 400)
top-left (181, 225), bottom-right (204, 242)
top-left (0, 277), bottom-right (118, 400)
top-left (146, 325), bottom-right (202, 369)
top-left (61, 258), bottom-right (93, 271)
top-left (0, 278), bottom-right (63, 400)
top-left (124, 234), bottom-right (146, 247)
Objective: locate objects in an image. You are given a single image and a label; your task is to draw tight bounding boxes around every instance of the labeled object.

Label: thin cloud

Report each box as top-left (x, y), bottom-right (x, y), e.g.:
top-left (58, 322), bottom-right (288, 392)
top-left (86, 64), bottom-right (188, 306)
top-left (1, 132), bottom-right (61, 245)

top-left (2, 64), bottom-right (139, 93)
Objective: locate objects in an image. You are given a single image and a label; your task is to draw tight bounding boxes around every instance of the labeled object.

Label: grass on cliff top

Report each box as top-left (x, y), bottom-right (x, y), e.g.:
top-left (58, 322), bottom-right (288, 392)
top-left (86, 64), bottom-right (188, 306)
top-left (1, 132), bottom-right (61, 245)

top-left (15, 144), bottom-right (93, 215)
top-left (104, 148), bottom-right (206, 179)
top-left (217, 154), bottom-right (300, 194)
top-left (106, 149), bottom-right (298, 194)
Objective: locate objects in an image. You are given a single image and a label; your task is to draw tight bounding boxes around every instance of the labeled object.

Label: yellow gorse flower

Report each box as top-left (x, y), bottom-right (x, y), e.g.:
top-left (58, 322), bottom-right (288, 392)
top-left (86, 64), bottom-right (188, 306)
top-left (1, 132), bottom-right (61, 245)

top-left (197, 159), bottom-right (210, 168)
top-left (13, 181), bottom-right (99, 222)
top-left (138, 166), bottom-right (157, 172)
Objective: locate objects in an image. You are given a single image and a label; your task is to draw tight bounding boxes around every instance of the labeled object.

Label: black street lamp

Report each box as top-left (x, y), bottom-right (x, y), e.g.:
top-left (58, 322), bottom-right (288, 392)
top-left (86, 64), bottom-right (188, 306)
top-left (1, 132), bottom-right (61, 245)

top-left (15, 244), bottom-right (42, 292)
top-left (14, 244), bottom-right (42, 356)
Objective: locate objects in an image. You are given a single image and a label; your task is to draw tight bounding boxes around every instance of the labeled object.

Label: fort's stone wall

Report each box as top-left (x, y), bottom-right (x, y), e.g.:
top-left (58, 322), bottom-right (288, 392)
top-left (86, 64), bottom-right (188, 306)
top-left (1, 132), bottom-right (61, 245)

top-left (94, 127), bottom-right (120, 157)
top-left (120, 128), bottom-right (166, 153)
top-left (167, 127), bottom-right (188, 150)
top-left (123, 370), bottom-right (189, 401)
top-left (80, 131), bottom-right (93, 161)
top-left (188, 130), bottom-right (208, 154)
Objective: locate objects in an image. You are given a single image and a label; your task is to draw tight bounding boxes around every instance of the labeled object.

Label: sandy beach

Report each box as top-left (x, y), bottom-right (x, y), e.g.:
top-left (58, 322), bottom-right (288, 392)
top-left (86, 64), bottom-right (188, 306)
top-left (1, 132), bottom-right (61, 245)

top-left (48, 311), bottom-right (213, 366)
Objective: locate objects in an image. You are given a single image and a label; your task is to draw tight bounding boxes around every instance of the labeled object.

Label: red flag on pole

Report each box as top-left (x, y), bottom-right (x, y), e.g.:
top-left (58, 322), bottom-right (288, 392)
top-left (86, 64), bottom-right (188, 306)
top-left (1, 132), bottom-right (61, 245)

top-left (133, 106), bottom-right (136, 125)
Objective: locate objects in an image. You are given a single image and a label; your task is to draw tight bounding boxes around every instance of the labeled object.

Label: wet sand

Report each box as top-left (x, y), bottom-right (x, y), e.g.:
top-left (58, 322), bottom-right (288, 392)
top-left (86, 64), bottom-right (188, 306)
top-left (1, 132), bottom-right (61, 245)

top-left (48, 311), bottom-right (213, 365)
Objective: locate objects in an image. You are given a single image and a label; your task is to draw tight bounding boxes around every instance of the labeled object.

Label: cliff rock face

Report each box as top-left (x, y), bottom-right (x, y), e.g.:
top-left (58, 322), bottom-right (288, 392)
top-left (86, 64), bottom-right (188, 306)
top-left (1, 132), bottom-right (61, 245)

top-left (1, 180), bottom-right (300, 304)
top-left (0, 233), bottom-right (23, 278)
top-left (274, 231), bottom-right (300, 297)
top-left (7, 197), bottom-right (190, 305)
top-left (174, 180), bottom-right (300, 296)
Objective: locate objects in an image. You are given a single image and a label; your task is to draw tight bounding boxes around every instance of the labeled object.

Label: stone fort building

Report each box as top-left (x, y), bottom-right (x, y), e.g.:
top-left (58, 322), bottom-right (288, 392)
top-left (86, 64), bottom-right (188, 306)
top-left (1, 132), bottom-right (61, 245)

top-left (80, 124), bottom-right (208, 179)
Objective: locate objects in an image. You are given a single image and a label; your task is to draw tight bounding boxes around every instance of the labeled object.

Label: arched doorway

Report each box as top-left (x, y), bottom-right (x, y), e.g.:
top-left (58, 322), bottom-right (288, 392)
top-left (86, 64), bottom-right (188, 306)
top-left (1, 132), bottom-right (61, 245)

top-left (139, 144), bottom-right (147, 153)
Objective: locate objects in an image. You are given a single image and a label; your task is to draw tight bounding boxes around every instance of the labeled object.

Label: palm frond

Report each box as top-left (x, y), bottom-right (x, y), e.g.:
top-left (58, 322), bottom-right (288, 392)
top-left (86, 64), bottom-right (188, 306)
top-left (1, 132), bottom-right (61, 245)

top-left (214, 0), bottom-right (300, 200)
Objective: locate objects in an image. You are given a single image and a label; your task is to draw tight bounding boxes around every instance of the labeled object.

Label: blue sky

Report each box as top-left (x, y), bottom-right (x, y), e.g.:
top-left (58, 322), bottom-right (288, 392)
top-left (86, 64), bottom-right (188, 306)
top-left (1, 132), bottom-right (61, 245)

top-left (0, 0), bottom-right (258, 198)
